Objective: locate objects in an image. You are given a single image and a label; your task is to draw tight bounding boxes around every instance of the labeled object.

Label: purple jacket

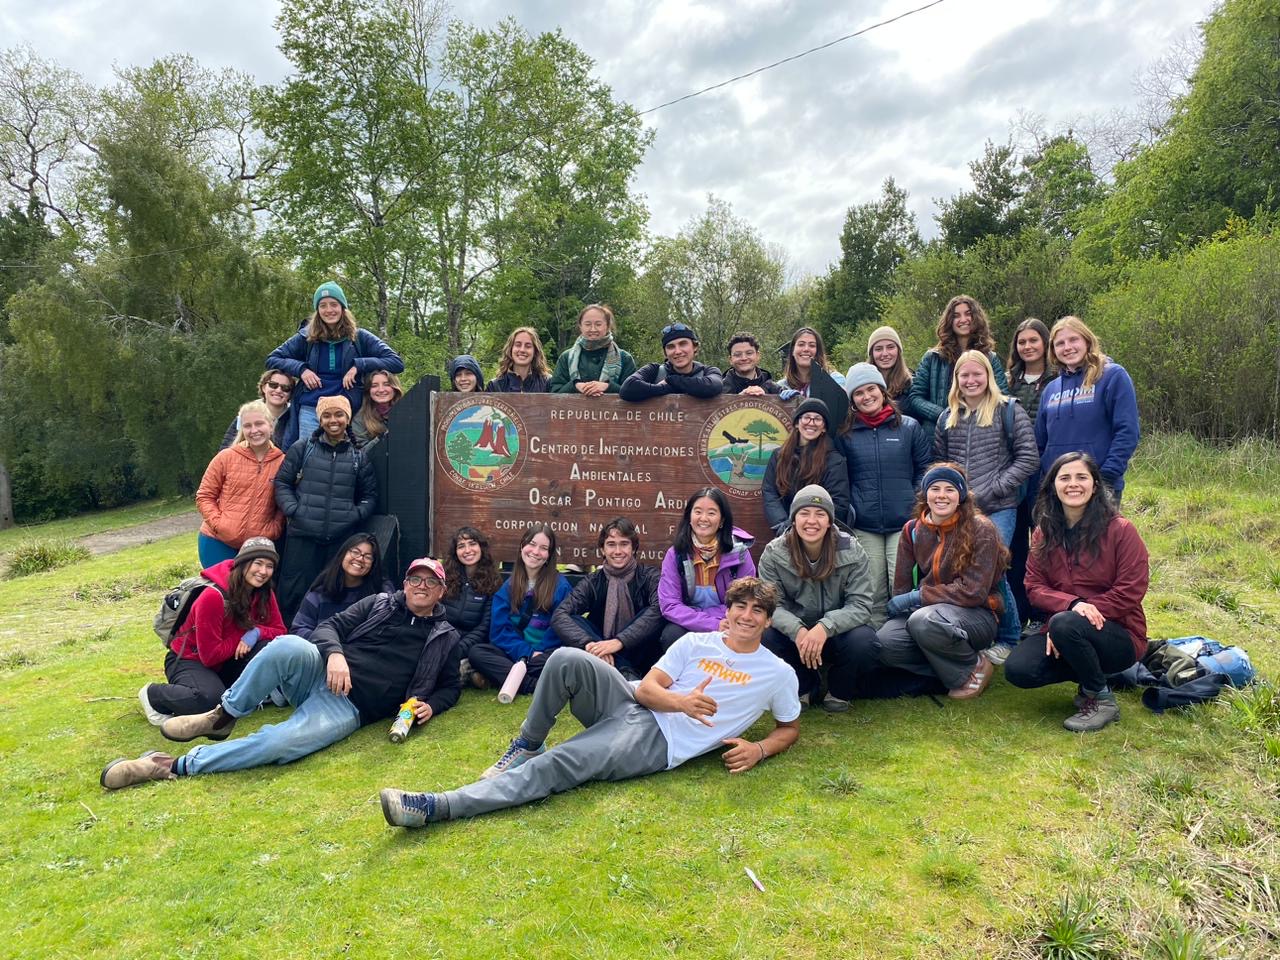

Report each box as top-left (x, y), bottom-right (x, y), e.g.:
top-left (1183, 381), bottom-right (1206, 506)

top-left (657, 528), bottom-right (757, 632)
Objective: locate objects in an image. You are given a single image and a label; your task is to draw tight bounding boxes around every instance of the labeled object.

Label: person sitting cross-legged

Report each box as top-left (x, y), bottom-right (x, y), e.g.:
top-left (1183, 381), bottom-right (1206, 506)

top-left (101, 558), bottom-right (461, 790)
top-left (379, 577), bottom-right (801, 829)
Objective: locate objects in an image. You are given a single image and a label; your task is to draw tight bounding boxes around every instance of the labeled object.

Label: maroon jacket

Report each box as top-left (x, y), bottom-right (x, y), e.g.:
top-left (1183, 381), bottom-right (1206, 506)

top-left (1025, 516), bottom-right (1149, 657)
top-left (894, 512), bottom-right (1005, 614)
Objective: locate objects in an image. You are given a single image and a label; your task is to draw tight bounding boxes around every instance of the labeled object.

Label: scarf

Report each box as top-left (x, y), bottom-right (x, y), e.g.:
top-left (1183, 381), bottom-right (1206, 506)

top-left (691, 537), bottom-right (721, 586)
top-left (565, 333), bottom-right (622, 384)
top-left (856, 405), bottom-right (895, 428)
top-left (601, 556), bottom-right (637, 639)
top-left (373, 401), bottom-right (394, 419)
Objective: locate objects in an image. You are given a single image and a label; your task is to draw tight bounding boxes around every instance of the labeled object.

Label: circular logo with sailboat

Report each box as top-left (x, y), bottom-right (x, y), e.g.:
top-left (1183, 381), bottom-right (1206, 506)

top-left (438, 398), bottom-right (525, 491)
top-left (699, 399), bottom-right (789, 497)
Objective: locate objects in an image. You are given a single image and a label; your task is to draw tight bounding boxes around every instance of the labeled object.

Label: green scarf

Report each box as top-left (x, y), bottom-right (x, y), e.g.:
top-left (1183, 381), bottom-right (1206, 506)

top-left (565, 334), bottom-right (622, 385)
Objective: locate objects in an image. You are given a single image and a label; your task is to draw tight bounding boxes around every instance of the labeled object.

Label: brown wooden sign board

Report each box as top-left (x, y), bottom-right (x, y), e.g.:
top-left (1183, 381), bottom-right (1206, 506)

top-left (430, 393), bottom-right (794, 565)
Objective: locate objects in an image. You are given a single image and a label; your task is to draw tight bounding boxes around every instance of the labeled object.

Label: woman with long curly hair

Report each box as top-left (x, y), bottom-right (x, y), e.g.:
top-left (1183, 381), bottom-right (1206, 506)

top-left (1004, 453), bottom-right (1149, 731)
top-left (761, 398), bottom-right (850, 535)
top-left (906, 294), bottom-right (1009, 430)
top-left (487, 327), bottom-right (552, 393)
top-left (874, 464), bottom-right (1007, 700)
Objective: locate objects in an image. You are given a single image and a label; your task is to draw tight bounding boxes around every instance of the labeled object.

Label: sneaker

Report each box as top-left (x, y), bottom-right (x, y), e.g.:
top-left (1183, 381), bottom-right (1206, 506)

top-left (101, 750), bottom-right (175, 790)
top-left (161, 705), bottom-right (237, 743)
top-left (798, 691), bottom-right (812, 708)
top-left (822, 693), bottom-right (851, 713)
top-left (948, 653), bottom-right (994, 700)
top-left (1064, 695), bottom-right (1120, 732)
top-left (380, 788), bottom-right (438, 828)
top-left (138, 684), bottom-right (173, 727)
top-left (984, 642), bottom-right (1012, 666)
top-left (480, 736), bottom-right (546, 780)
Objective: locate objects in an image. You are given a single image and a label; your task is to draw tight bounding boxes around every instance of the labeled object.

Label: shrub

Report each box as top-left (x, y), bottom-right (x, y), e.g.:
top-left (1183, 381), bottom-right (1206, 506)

top-left (4, 539), bottom-right (92, 579)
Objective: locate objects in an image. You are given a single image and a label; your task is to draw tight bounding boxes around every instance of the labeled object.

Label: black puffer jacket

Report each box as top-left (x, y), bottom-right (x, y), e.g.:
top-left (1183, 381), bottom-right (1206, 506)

top-left (274, 429), bottom-right (377, 542)
top-left (551, 565), bottom-right (663, 650)
top-left (441, 576), bottom-right (496, 657)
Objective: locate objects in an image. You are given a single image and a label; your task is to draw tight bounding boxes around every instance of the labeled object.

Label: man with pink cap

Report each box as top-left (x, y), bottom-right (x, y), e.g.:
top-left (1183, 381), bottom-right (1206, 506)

top-left (101, 558), bottom-right (461, 790)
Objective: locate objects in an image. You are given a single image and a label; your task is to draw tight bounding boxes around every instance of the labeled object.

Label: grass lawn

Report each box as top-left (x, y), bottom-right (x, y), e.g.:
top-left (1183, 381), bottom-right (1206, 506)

top-left (0, 497), bottom-right (192, 555)
top-left (2, 437), bottom-right (1277, 959)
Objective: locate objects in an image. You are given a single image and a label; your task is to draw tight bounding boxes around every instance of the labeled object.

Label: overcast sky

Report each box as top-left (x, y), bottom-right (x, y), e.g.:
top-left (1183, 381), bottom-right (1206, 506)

top-left (1, 0), bottom-right (1216, 275)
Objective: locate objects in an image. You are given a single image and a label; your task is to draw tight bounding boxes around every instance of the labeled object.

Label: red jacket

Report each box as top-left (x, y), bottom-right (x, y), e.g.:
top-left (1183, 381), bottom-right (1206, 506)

top-left (197, 444), bottom-right (285, 549)
top-left (894, 512), bottom-right (1005, 614)
top-left (1025, 516), bottom-right (1149, 657)
top-left (170, 560), bottom-right (287, 668)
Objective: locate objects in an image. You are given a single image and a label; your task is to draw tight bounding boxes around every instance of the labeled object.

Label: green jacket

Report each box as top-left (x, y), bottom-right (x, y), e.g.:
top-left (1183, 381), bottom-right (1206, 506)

top-left (757, 531), bottom-right (874, 639)
top-left (549, 344), bottom-right (637, 393)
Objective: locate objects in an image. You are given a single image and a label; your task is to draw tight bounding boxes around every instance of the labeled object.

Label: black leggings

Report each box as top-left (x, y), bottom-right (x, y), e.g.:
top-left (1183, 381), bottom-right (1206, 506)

top-left (1004, 610), bottom-right (1137, 694)
top-left (147, 649), bottom-right (253, 715)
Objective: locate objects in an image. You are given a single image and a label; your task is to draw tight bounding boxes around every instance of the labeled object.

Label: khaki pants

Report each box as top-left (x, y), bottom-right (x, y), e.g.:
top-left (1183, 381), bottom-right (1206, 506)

top-left (853, 529), bottom-right (901, 628)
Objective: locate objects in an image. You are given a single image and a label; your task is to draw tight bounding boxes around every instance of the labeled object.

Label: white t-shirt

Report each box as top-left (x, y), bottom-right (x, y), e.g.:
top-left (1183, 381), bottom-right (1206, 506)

top-left (649, 631), bottom-right (802, 770)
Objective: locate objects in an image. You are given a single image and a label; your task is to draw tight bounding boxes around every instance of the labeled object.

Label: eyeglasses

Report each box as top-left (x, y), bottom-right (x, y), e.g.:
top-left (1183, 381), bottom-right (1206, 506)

top-left (406, 575), bottom-right (442, 588)
top-left (346, 549), bottom-right (375, 562)
top-left (797, 414), bottom-right (825, 426)
top-left (265, 381), bottom-right (292, 393)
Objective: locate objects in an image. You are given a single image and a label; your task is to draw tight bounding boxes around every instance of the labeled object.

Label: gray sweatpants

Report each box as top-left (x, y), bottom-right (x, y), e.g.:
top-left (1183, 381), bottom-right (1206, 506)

top-left (874, 603), bottom-right (997, 690)
top-left (443, 648), bottom-right (670, 819)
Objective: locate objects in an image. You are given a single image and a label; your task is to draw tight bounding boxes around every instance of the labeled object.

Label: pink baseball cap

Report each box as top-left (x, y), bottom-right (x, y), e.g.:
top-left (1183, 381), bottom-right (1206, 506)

top-left (405, 557), bottom-right (446, 583)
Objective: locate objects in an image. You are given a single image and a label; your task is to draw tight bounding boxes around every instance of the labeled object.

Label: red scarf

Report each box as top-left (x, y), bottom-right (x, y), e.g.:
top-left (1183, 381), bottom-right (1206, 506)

top-left (856, 405), bottom-right (895, 428)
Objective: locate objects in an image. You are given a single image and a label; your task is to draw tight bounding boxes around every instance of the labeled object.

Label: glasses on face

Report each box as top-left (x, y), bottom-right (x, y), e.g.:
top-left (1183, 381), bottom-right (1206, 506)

top-left (346, 548), bottom-right (374, 562)
top-left (797, 414), bottom-right (825, 426)
top-left (265, 381), bottom-right (292, 393)
top-left (406, 575), bottom-right (442, 588)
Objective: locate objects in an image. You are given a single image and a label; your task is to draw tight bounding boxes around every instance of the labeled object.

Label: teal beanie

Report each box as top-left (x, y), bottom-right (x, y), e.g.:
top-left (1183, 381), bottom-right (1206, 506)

top-left (313, 281), bottom-right (348, 311)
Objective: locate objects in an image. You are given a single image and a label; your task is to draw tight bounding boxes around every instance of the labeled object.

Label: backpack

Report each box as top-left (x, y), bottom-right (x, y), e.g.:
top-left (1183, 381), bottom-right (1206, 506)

top-left (154, 575), bottom-right (226, 647)
top-left (1000, 398), bottom-right (1030, 502)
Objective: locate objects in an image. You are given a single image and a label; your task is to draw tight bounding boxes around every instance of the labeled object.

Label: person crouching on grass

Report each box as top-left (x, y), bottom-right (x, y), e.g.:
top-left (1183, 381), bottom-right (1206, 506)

top-left (101, 558), bottom-right (460, 790)
top-left (379, 577), bottom-right (801, 829)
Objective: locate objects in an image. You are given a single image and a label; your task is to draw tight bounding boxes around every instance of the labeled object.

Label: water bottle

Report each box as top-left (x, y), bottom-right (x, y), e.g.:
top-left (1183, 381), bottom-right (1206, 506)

top-left (389, 697), bottom-right (418, 743)
top-left (497, 660), bottom-right (527, 704)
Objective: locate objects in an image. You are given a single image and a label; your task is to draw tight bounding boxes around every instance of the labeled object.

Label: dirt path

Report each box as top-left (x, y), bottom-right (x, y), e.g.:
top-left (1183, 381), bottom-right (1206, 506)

top-left (77, 510), bottom-right (202, 556)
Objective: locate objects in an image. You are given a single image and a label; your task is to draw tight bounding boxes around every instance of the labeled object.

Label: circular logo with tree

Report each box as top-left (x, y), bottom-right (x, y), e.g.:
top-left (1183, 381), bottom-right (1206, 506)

top-left (437, 399), bottom-right (525, 491)
top-left (699, 399), bottom-right (789, 497)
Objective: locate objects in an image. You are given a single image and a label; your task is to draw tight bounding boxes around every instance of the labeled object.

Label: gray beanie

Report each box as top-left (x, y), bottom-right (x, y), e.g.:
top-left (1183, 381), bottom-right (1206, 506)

top-left (233, 537), bottom-right (279, 569)
top-left (844, 362), bottom-right (886, 397)
top-left (789, 484), bottom-right (835, 523)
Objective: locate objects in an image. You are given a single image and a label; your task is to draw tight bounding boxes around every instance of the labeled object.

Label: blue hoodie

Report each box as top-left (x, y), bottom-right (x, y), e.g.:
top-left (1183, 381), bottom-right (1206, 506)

top-left (1035, 359), bottom-right (1140, 492)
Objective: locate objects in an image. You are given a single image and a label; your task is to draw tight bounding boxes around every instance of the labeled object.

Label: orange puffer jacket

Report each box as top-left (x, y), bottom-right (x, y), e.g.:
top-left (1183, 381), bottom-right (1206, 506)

top-left (196, 444), bottom-right (286, 548)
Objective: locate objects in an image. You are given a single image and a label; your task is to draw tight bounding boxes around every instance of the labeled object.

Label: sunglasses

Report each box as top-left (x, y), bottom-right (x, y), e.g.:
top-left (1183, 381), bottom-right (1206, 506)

top-left (662, 323), bottom-right (695, 337)
top-left (265, 381), bottom-right (293, 393)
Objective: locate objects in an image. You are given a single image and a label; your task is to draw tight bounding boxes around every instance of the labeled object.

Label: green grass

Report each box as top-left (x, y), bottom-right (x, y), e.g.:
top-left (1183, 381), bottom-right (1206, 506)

top-left (0, 496), bottom-right (191, 554)
top-left (1, 441), bottom-right (1277, 958)
top-left (2, 538), bottom-right (91, 579)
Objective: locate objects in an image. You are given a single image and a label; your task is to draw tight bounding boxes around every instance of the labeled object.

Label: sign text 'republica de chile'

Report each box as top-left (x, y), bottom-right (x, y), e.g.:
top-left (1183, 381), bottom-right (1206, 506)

top-left (431, 393), bottom-right (793, 564)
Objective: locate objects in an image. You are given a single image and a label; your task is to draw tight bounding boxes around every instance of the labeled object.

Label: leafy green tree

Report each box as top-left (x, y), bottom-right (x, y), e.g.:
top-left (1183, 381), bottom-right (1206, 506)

top-left (743, 418), bottom-right (780, 460)
top-left (1019, 135), bottom-right (1107, 240)
top-left (935, 140), bottom-right (1025, 251)
top-left (447, 430), bottom-right (475, 467)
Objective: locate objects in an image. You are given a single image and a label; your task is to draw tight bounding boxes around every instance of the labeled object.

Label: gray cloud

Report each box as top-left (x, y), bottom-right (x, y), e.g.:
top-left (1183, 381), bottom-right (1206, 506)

top-left (0, 0), bottom-right (1216, 273)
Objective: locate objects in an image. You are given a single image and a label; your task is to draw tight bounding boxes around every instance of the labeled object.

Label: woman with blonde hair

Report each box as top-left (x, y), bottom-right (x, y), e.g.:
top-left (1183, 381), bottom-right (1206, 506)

top-left (351, 370), bottom-right (404, 446)
top-left (907, 295), bottom-right (1009, 429)
top-left (934, 349), bottom-right (1039, 659)
top-left (488, 327), bottom-right (551, 393)
top-left (1036, 315), bottom-right (1140, 501)
top-left (266, 281), bottom-right (404, 447)
top-left (550, 304), bottom-right (636, 396)
top-left (196, 400), bottom-right (286, 567)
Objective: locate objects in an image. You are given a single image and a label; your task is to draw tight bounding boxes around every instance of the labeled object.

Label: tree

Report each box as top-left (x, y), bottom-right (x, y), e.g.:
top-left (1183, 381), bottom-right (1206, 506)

top-left (629, 196), bottom-right (787, 363)
top-left (1019, 135), bottom-right (1106, 240)
top-left (815, 178), bottom-right (921, 340)
top-left (447, 430), bottom-right (475, 467)
top-left (935, 140), bottom-right (1025, 251)
top-left (743, 418), bottom-right (780, 460)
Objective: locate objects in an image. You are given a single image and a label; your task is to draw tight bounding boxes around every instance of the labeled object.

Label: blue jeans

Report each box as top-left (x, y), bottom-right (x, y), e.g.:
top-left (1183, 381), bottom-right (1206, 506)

top-left (197, 533), bottom-right (238, 569)
top-left (987, 508), bottom-right (1021, 645)
top-left (296, 404), bottom-right (319, 441)
top-left (175, 635), bottom-right (361, 776)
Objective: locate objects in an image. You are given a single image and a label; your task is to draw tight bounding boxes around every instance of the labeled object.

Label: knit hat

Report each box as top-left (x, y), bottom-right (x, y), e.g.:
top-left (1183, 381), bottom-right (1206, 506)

top-left (792, 397), bottom-right (830, 431)
top-left (233, 537), bottom-right (278, 569)
top-left (867, 325), bottom-right (903, 354)
top-left (662, 322), bottom-right (699, 347)
top-left (789, 484), bottom-right (835, 523)
top-left (920, 465), bottom-right (969, 502)
top-left (316, 395), bottom-right (352, 418)
top-left (313, 281), bottom-right (348, 311)
top-left (406, 557), bottom-right (446, 584)
top-left (447, 355), bottom-right (484, 386)
top-left (844, 362), bottom-right (886, 397)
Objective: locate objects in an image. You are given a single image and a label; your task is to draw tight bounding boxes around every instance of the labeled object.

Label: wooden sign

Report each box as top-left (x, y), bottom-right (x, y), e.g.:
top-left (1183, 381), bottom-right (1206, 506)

top-left (430, 393), bottom-right (793, 564)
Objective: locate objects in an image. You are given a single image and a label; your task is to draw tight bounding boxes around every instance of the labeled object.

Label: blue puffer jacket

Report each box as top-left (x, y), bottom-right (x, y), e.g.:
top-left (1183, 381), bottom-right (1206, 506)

top-left (838, 412), bottom-right (932, 534)
top-left (267, 329), bottom-right (404, 447)
top-left (274, 430), bottom-right (378, 542)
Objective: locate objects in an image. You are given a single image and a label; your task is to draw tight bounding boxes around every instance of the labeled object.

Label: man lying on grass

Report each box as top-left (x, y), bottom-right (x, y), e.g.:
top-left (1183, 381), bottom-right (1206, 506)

top-left (101, 558), bottom-right (460, 790)
top-left (380, 576), bottom-right (801, 828)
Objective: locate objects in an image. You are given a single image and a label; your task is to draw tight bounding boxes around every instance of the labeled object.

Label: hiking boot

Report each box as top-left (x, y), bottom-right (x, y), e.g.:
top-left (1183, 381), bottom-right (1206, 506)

top-left (480, 736), bottom-right (545, 780)
top-left (161, 704), bottom-right (237, 743)
top-left (1064, 695), bottom-right (1120, 732)
top-left (1073, 686), bottom-right (1088, 710)
top-left (984, 642), bottom-right (1012, 666)
top-left (459, 658), bottom-right (473, 686)
top-left (948, 653), bottom-right (994, 700)
top-left (380, 788), bottom-right (440, 828)
top-left (469, 669), bottom-right (489, 690)
top-left (822, 693), bottom-right (851, 713)
top-left (101, 751), bottom-right (175, 790)
top-left (138, 684), bottom-right (172, 727)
